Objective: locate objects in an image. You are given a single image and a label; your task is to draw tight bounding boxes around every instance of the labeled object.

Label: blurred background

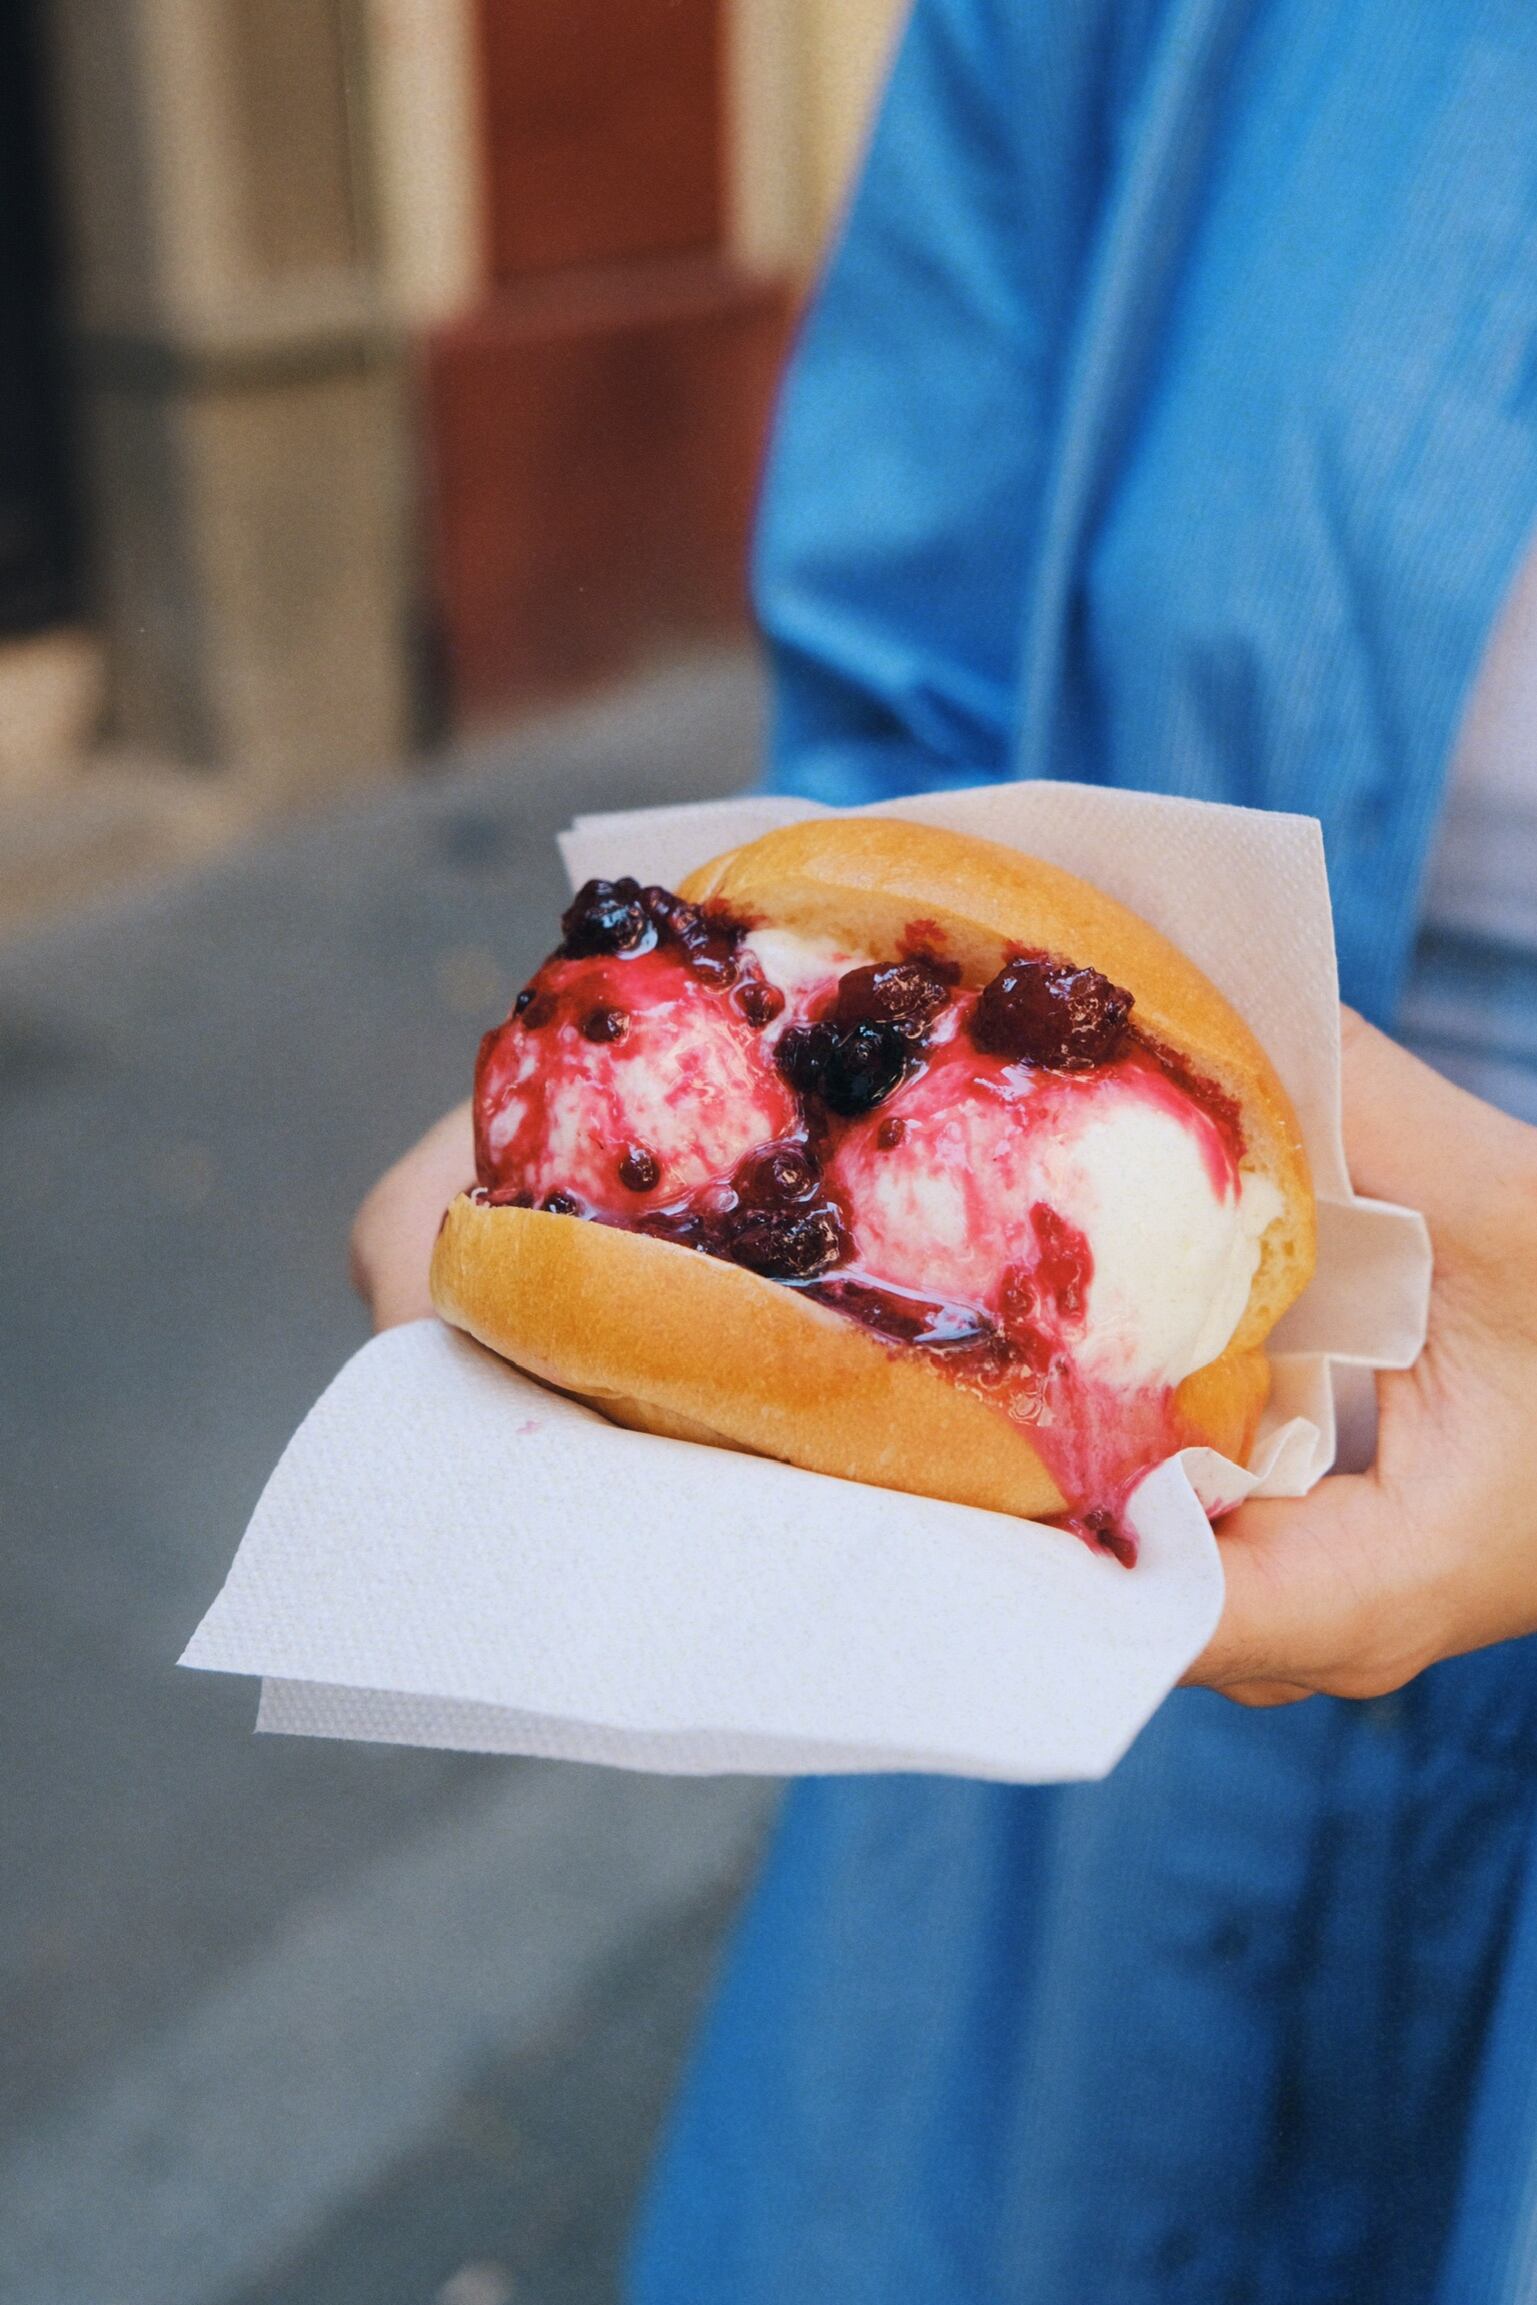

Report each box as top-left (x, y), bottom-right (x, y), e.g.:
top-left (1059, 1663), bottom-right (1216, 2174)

top-left (0, 6), bottom-right (902, 2302)
top-left (1, 0), bottom-right (908, 922)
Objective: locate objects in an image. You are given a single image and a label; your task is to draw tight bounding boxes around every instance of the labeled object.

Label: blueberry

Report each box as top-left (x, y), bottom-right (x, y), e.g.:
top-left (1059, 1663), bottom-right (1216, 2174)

top-left (581, 1004), bottom-right (629, 1043)
top-left (775, 1022), bottom-right (838, 1099)
top-left (777, 1007), bottom-right (921, 1120)
top-left (617, 1143), bottom-right (660, 1192)
top-left (733, 1142), bottom-right (819, 1206)
top-left (642, 885), bottom-right (739, 985)
top-left (735, 979), bottom-right (785, 1028)
top-left (560, 878), bottom-right (650, 958)
top-left (819, 1020), bottom-right (911, 1115)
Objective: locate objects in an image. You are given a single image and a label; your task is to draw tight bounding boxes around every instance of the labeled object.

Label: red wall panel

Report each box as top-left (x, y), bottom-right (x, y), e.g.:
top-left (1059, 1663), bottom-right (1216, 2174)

top-left (478, 0), bottom-right (723, 278)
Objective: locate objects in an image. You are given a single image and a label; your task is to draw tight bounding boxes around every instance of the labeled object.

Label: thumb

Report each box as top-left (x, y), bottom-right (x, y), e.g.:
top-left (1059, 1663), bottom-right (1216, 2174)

top-left (1187, 1472), bottom-right (1408, 1699)
top-left (350, 1101), bottom-right (475, 1329)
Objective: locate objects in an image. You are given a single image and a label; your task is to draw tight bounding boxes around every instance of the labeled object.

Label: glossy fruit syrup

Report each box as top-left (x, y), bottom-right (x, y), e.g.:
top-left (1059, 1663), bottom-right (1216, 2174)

top-left (474, 889), bottom-right (1247, 1563)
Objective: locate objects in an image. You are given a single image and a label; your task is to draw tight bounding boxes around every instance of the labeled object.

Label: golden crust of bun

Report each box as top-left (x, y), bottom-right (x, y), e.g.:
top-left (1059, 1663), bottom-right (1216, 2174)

top-left (680, 815), bottom-right (1314, 1348)
top-left (432, 1197), bottom-right (1272, 1523)
top-left (432, 814), bottom-right (1314, 1516)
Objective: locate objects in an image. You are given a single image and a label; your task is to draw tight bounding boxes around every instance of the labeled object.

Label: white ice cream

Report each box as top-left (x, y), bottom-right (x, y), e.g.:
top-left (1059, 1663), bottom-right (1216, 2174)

top-left (1032, 1094), bottom-right (1281, 1386)
top-left (740, 927), bottom-right (868, 1033)
top-left (832, 1048), bottom-right (1281, 1390)
top-left (478, 950), bottom-right (795, 1207)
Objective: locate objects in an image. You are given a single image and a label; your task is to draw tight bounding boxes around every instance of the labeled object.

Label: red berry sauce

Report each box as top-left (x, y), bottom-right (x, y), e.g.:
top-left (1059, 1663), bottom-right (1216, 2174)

top-left (473, 895), bottom-right (1249, 1563)
top-left (475, 883), bottom-right (796, 1215)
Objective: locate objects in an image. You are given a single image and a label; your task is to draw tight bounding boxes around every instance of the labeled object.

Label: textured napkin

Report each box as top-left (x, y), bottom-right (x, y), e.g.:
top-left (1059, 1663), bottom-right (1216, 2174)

top-left (183, 782), bottom-right (1430, 1782)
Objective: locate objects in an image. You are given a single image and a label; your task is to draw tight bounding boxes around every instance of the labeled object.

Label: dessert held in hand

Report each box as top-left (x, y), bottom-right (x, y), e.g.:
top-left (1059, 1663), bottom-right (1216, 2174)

top-left (432, 817), bottom-right (1315, 1562)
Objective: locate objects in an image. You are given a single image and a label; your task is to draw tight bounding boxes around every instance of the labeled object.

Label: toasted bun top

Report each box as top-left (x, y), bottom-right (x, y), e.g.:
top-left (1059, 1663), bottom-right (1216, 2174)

top-left (680, 815), bottom-right (1314, 1346)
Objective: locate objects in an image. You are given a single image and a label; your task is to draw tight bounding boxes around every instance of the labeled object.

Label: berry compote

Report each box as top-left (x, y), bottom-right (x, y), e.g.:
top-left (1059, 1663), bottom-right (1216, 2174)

top-left (473, 899), bottom-right (1279, 1562)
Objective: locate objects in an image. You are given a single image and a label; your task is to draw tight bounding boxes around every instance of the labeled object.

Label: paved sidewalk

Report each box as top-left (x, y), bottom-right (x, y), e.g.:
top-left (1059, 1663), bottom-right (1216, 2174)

top-left (0, 651), bottom-right (776, 2305)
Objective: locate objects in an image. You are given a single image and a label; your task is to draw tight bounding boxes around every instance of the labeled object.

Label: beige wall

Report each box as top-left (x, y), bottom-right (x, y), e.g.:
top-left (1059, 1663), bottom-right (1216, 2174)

top-left (728, 0), bottom-right (905, 273)
top-left (46, 0), bottom-right (411, 783)
top-left (798, 0), bottom-right (905, 247)
top-left (357, 0), bottom-right (909, 320)
top-left (365, 0), bottom-right (482, 324)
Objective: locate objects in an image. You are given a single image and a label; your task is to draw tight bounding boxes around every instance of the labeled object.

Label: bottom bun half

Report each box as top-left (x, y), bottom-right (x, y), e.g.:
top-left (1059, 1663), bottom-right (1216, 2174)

top-left (431, 1198), bottom-right (1270, 1524)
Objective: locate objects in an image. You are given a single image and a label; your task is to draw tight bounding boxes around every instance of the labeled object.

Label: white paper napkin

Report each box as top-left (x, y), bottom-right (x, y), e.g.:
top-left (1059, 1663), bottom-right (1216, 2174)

top-left (182, 782), bottom-right (1431, 1783)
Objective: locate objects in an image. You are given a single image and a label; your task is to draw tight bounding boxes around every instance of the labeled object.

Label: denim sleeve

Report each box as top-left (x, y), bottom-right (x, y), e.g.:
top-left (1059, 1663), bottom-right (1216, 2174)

top-left (755, 0), bottom-right (1157, 805)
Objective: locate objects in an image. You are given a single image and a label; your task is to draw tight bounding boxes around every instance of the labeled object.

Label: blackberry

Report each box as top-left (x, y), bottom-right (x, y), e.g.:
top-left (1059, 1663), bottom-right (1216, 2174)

top-left (831, 958), bottom-right (950, 1040)
top-left (971, 952), bottom-right (1132, 1069)
top-left (726, 1202), bottom-right (846, 1280)
top-left (642, 885), bottom-right (739, 986)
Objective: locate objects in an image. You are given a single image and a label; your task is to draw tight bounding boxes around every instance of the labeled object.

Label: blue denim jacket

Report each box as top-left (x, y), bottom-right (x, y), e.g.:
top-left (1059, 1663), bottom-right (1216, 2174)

top-left (632, 5), bottom-right (1537, 2299)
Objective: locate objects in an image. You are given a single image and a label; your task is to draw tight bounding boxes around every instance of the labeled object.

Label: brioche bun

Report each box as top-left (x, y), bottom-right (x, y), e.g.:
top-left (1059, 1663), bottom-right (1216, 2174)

top-left (432, 816), bottom-right (1314, 1518)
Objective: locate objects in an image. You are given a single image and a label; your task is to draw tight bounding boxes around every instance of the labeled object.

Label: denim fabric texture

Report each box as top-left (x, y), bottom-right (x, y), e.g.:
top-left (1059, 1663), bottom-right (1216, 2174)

top-left (631, 5), bottom-right (1537, 2298)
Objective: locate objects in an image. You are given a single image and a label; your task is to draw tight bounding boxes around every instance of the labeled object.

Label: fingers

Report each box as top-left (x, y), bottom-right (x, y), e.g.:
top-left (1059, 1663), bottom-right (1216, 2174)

top-left (1176, 1017), bottom-right (1427, 1707)
top-left (1206, 1679), bottom-right (1316, 1709)
top-left (350, 1101), bottom-right (475, 1330)
top-left (1184, 1473), bottom-right (1421, 1701)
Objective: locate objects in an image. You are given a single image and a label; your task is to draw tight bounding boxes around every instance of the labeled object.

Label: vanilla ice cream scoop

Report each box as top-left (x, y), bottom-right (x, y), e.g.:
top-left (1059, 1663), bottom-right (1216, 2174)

top-left (476, 942), bottom-right (796, 1214)
top-left (829, 1008), bottom-right (1283, 1393)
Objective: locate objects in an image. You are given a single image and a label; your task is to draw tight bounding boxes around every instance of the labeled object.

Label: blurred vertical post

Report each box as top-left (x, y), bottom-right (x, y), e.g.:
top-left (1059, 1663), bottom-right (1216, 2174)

top-left (416, 0), bottom-right (901, 734)
top-left (805, 0), bottom-right (905, 240)
top-left (44, 0), bottom-right (412, 794)
top-left (422, 0), bottom-right (797, 728)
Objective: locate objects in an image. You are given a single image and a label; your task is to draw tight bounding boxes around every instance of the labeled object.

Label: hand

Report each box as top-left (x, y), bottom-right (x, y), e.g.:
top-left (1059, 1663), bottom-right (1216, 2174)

top-left (353, 1024), bottom-right (1537, 1710)
top-left (349, 1101), bottom-right (474, 1329)
top-left (1189, 1012), bottom-right (1537, 1706)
